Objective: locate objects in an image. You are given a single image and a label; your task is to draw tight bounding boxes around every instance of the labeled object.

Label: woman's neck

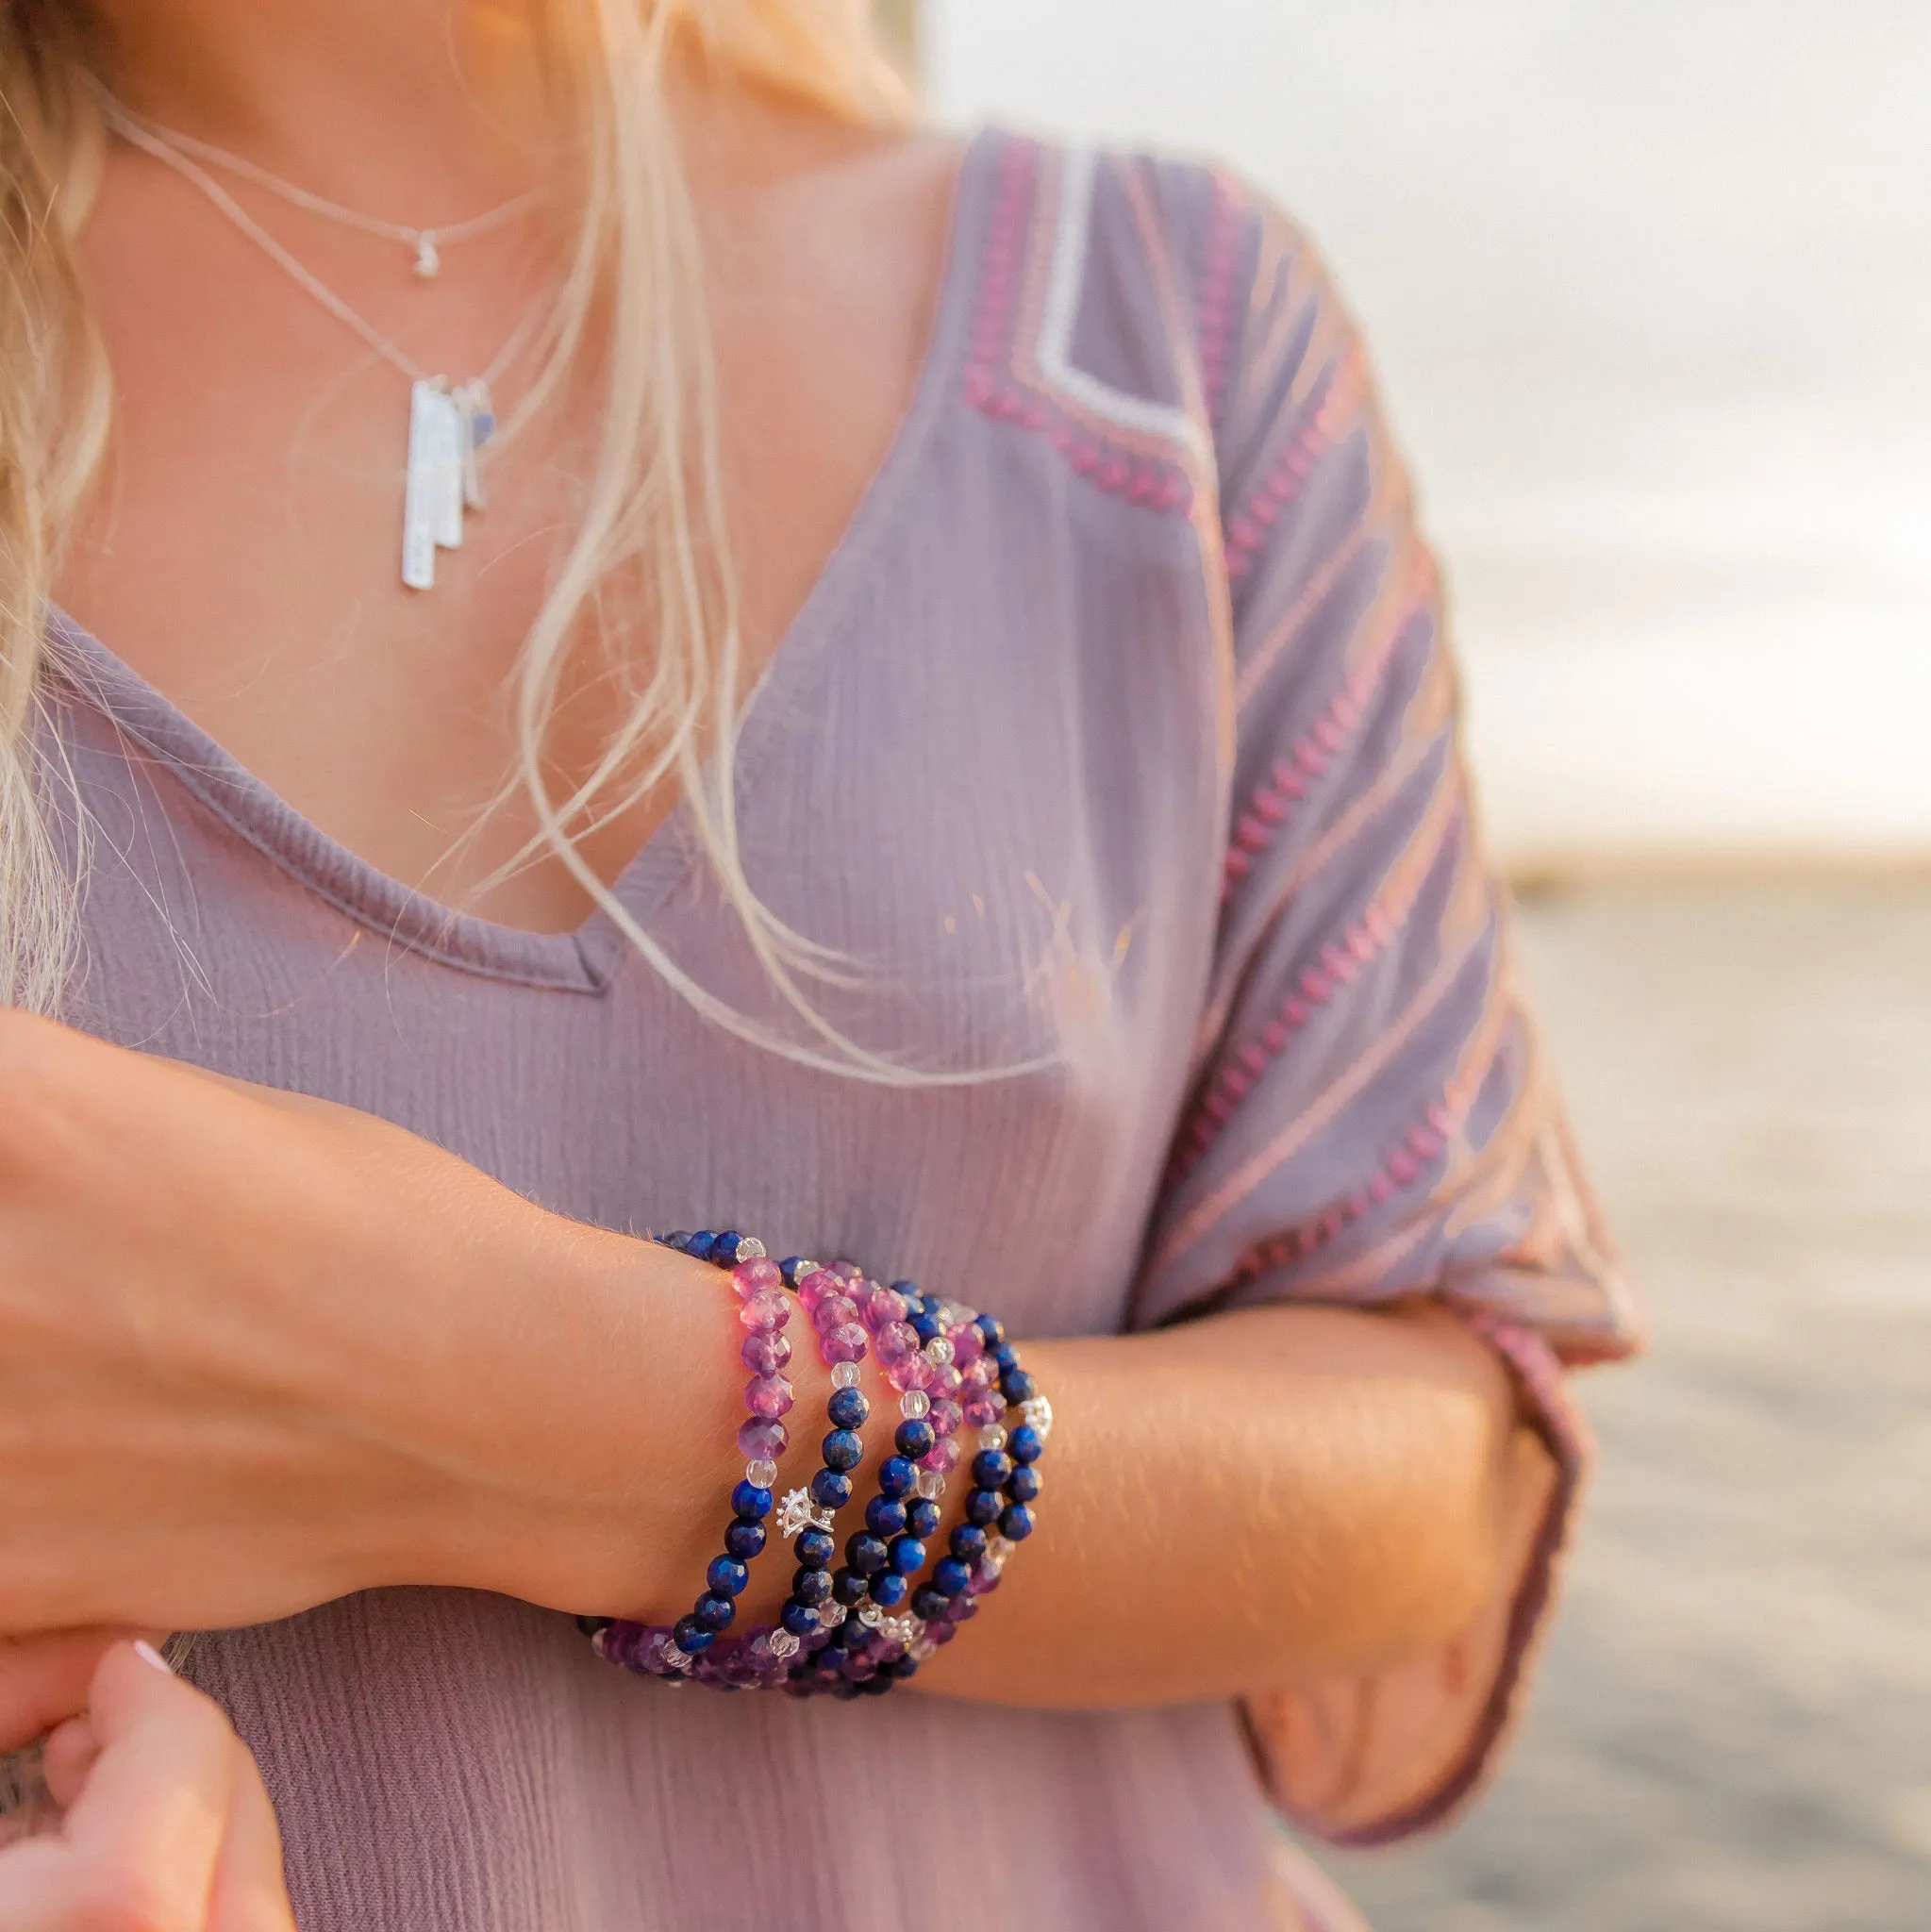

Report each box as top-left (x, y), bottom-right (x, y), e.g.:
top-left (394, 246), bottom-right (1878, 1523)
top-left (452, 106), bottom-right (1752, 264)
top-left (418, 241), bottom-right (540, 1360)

top-left (91, 0), bottom-right (558, 217)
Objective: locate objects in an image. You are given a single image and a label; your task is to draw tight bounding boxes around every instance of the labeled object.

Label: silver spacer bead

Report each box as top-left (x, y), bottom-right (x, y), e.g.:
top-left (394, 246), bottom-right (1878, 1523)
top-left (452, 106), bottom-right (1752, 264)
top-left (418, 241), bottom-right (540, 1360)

top-left (977, 1424), bottom-right (1007, 1453)
top-left (662, 1643), bottom-right (693, 1673)
top-left (1021, 1394), bottom-right (1055, 1440)
top-left (768, 1629), bottom-right (802, 1659)
top-left (736, 1237), bottom-right (768, 1260)
top-left (925, 1335), bottom-right (956, 1368)
top-left (899, 1389), bottom-right (931, 1420)
top-left (747, 1457), bottom-right (779, 1489)
top-left (830, 1361), bottom-right (862, 1391)
top-left (857, 1602), bottom-right (885, 1629)
top-left (914, 1468), bottom-right (944, 1501)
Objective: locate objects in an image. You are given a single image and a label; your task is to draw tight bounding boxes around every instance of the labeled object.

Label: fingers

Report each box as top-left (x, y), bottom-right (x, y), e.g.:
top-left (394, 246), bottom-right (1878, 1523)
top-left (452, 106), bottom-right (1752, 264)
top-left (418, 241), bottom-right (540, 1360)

top-left (53, 1641), bottom-right (236, 1926)
top-left (38, 1717), bottom-right (100, 1813)
top-left (207, 1736), bottom-right (297, 1932)
top-left (0, 1631), bottom-right (134, 1755)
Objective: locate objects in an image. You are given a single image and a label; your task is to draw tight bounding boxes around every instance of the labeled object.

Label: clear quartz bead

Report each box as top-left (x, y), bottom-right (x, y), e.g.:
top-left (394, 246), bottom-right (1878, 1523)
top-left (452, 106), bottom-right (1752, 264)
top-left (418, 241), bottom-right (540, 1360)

top-left (910, 1638), bottom-right (938, 1662)
top-left (977, 1424), bottom-right (1007, 1453)
top-left (925, 1335), bottom-right (956, 1368)
top-left (915, 1468), bottom-right (944, 1501)
top-left (987, 1534), bottom-right (1017, 1565)
top-left (769, 1629), bottom-right (801, 1659)
top-left (899, 1390), bottom-right (931, 1420)
top-left (736, 1237), bottom-right (767, 1260)
top-left (747, 1457), bottom-right (779, 1489)
top-left (831, 1361), bottom-right (862, 1391)
top-left (818, 1602), bottom-right (846, 1629)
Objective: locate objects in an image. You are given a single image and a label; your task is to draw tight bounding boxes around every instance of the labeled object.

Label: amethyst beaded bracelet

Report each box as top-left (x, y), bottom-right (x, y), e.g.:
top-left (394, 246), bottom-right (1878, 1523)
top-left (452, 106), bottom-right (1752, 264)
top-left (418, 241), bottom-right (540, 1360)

top-left (585, 1229), bottom-right (874, 1689)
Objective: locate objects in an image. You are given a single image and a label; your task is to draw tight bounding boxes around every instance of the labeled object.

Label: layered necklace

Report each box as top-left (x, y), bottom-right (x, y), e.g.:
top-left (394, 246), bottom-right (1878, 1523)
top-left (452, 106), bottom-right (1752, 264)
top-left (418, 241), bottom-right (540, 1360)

top-left (101, 98), bottom-right (547, 591)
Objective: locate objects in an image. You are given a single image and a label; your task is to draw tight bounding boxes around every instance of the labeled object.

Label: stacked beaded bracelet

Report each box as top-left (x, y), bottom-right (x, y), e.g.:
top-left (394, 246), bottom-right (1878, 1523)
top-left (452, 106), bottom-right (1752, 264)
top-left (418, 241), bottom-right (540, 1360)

top-left (584, 1229), bottom-right (874, 1689)
top-left (585, 1232), bottom-right (1047, 1697)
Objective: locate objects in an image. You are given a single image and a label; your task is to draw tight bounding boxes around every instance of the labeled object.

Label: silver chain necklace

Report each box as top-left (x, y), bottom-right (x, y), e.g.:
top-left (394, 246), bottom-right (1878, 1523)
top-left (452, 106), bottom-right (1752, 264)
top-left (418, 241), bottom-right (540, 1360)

top-left (100, 98), bottom-right (539, 280)
top-left (102, 99), bottom-right (547, 591)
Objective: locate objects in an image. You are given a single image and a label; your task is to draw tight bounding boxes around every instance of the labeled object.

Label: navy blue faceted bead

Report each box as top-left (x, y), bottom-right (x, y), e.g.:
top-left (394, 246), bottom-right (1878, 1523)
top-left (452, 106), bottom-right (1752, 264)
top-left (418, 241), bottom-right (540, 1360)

top-left (949, 1523), bottom-right (988, 1564)
top-left (1009, 1466), bottom-right (1041, 1504)
top-left (857, 1674), bottom-right (895, 1696)
top-left (865, 1496), bottom-right (907, 1540)
top-left (975, 1313), bottom-right (1006, 1346)
top-left (792, 1565), bottom-right (834, 1606)
top-left (880, 1653), bottom-right (921, 1681)
top-left (846, 1533), bottom-right (889, 1575)
top-left (731, 1479), bottom-right (773, 1520)
top-left (827, 1674), bottom-right (863, 1701)
top-left (661, 1232), bottom-right (692, 1253)
top-left (1000, 1503), bottom-right (1036, 1541)
top-left (686, 1232), bottom-right (718, 1262)
top-left (831, 1567), bottom-right (870, 1607)
top-left (1008, 1423), bottom-right (1044, 1465)
top-left (794, 1526), bottom-right (836, 1569)
top-left (911, 1586), bottom-right (953, 1622)
top-left (707, 1556), bottom-right (750, 1598)
top-left (931, 1557), bottom-right (973, 1598)
top-left (694, 1592), bottom-right (737, 1633)
top-left (894, 1417), bottom-right (936, 1460)
top-left (710, 1232), bottom-right (742, 1266)
top-left (780, 1600), bottom-right (822, 1638)
top-left (964, 1487), bottom-right (1004, 1526)
top-left (822, 1429), bottom-right (864, 1473)
top-left (990, 1341), bottom-right (1020, 1374)
top-left (724, 1518), bottom-right (767, 1561)
top-left (810, 1468), bottom-right (854, 1509)
top-left (672, 1615), bottom-right (716, 1655)
top-left (1003, 1368), bottom-right (1038, 1407)
top-left (971, 1449), bottom-right (1013, 1490)
top-left (779, 1256), bottom-right (812, 1287)
top-left (909, 1308), bottom-right (944, 1345)
top-left (890, 1279), bottom-right (922, 1302)
top-left (906, 1497), bottom-right (942, 1540)
top-left (877, 1456), bottom-right (918, 1498)
top-left (827, 1386), bottom-right (870, 1431)
top-left (870, 1570), bottom-right (909, 1608)
top-left (887, 1534), bottom-right (926, 1575)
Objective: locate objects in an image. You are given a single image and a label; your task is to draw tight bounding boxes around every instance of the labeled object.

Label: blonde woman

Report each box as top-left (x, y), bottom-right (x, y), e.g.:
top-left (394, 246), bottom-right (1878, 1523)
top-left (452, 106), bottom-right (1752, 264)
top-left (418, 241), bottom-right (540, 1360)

top-left (0, 1), bottom-right (1638, 1926)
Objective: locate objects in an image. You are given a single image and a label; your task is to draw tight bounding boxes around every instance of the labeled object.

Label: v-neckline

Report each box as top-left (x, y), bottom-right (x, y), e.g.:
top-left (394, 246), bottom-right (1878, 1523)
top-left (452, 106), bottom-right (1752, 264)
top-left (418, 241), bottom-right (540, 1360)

top-left (46, 127), bottom-right (1003, 996)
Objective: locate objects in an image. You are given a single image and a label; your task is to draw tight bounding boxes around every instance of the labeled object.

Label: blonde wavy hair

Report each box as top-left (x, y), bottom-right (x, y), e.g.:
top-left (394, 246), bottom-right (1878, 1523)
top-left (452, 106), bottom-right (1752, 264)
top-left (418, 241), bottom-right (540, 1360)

top-left (0, 0), bottom-right (924, 1074)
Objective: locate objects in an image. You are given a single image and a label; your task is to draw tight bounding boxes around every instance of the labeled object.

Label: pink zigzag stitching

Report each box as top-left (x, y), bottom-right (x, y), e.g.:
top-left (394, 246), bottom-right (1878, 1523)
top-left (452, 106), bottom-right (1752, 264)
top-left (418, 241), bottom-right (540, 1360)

top-left (1197, 174), bottom-right (1246, 425)
top-left (1174, 799), bottom-right (1466, 1183)
top-left (1220, 588), bottom-right (1426, 903)
top-left (962, 142), bottom-right (1193, 515)
top-left (1223, 1040), bottom-right (1491, 1285)
top-left (1224, 343), bottom-right (1370, 582)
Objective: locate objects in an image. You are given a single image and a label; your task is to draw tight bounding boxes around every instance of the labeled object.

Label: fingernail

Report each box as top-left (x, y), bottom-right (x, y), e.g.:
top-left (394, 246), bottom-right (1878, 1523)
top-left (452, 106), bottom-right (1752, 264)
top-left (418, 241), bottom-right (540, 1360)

top-left (131, 1641), bottom-right (173, 1675)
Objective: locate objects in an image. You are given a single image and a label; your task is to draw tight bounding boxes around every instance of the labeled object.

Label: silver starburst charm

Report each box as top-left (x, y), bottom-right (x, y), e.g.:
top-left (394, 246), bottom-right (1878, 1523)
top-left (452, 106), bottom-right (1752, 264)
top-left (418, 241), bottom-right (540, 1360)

top-left (1021, 1395), bottom-right (1055, 1440)
top-left (776, 1489), bottom-right (834, 1540)
top-left (879, 1614), bottom-right (921, 1650)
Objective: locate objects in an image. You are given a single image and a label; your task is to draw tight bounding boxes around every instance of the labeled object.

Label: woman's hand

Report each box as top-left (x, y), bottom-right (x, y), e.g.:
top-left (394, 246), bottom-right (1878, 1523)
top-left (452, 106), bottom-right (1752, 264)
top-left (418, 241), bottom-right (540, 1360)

top-left (0, 1010), bottom-right (748, 1636)
top-left (0, 1639), bottom-right (294, 1930)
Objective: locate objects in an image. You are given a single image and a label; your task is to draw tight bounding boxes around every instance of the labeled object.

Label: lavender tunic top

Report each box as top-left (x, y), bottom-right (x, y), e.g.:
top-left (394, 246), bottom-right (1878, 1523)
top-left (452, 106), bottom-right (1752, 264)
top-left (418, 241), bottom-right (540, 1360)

top-left (46, 132), bottom-right (1637, 1931)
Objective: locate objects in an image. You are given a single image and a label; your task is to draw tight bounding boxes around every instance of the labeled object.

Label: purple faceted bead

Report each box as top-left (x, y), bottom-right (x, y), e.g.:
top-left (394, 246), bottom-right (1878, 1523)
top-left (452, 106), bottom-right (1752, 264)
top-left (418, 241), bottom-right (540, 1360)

top-left (927, 1397), bottom-right (964, 1439)
top-left (821, 1322), bottom-right (869, 1365)
top-left (829, 1259), bottom-right (864, 1282)
top-left (741, 1329), bottom-right (793, 1376)
top-left (812, 1294), bottom-right (860, 1335)
top-left (888, 1350), bottom-right (935, 1393)
top-left (736, 1289), bottom-right (791, 1334)
top-left (949, 1323), bottom-right (985, 1367)
top-left (737, 1415), bottom-right (789, 1461)
top-left (863, 1289), bottom-right (908, 1331)
top-left (731, 1257), bottom-right (783, 1298)
top-left (745, 1373), bottom-right (795, 1420)
top-left (961, 1391), bottom-right (1005, 1428)
top-left (874, 1321), bottom-right (919, 1363)
top-left (919, 1437), bottom-right (961, 1475)
top-left (797, 1268), bottom-right (841, 1313)
top-left (928, 1363), bottom-right (964, 1400)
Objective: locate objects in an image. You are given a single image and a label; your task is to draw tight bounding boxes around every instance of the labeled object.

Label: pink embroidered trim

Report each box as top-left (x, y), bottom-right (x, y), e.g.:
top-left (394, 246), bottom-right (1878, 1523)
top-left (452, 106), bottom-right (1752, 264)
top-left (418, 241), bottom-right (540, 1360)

top-left (1221, 591), bottom-right (1426, 902)
top-left (1224, 344), bottom-right (1370, 582)
top-left (962, 141), bottom-right (1193, 515)
top-left (1174, 797), bottom-right (1465, 1182)
top-left (1224, 1034), bottom-right (1492, 1285)
top-left (1197, 175), bottom-right (1246, 425)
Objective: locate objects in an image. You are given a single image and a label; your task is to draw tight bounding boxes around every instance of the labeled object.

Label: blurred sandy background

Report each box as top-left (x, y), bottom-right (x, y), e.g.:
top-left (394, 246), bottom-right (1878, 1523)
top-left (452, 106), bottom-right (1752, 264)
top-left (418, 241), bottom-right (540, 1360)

top-left (902, 5), bottom-right (1931, 1925)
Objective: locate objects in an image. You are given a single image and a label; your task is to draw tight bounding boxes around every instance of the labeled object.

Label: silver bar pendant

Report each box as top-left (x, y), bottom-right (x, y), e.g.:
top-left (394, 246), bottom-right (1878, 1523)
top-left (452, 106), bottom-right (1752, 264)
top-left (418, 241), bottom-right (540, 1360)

top-left (402, 379), bottom-right (443, 591)
top-left (431, 389), bottom-right (464, 554)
